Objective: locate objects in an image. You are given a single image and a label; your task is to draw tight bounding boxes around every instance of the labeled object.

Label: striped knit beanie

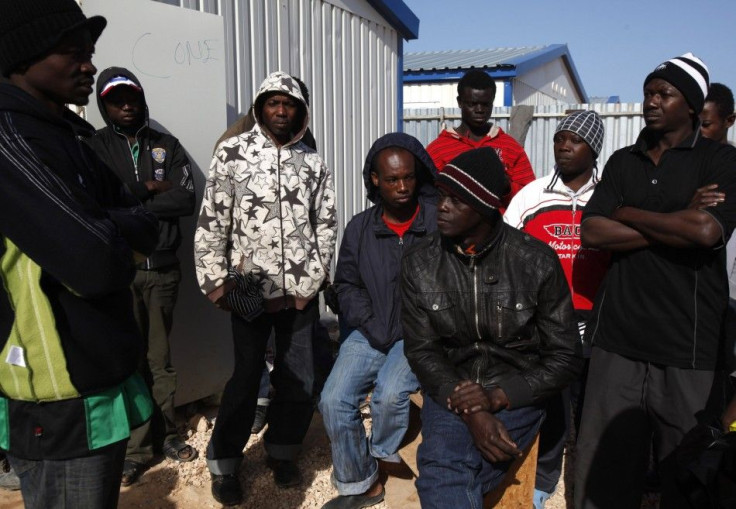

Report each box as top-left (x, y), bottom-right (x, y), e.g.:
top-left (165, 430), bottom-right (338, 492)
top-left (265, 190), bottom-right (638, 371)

top-left (437, 147), bottom-right (509, 220)
top-left (555, 110), bottom-right (604, 158)
top-left (0, 0), bottom-right (106, 76)
top-left (644, 53), bottom-right (709, 114)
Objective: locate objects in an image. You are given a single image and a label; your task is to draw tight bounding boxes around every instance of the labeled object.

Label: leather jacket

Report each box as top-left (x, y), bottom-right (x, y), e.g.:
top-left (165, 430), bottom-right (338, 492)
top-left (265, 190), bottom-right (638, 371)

top-left (401, 222), bottom-right (583, 409)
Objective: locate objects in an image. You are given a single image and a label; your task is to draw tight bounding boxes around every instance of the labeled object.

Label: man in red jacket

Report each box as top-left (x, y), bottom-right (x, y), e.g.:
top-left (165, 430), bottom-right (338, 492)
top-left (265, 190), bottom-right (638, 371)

top-left (426, 69), bottom-right (535, 206)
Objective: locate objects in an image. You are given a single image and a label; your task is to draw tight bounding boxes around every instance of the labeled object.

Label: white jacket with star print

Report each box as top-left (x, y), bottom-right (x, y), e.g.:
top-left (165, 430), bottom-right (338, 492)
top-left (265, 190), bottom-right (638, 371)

top-left (195, 72), bottom-right (337, 312)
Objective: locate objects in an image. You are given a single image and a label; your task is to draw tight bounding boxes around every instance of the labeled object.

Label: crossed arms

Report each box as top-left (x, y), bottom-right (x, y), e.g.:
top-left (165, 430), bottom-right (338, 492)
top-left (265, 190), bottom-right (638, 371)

top-left (581, 184), bottom-right (724, 251)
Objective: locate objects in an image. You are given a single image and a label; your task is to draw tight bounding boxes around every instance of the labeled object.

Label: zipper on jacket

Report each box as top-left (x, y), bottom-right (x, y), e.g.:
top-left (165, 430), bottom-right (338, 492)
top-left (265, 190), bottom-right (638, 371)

top-left (497, 300), bottom-right (503, 339)
top-left (111, 129), bottom-right (141, 181)
top-left (471, 257), bottom-right (482, 341)
top-left (473, 342), bottom-right (481, 383)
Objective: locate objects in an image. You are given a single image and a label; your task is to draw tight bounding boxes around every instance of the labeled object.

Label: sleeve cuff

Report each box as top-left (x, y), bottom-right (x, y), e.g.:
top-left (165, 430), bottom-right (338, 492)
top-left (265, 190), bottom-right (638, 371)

top-left (496, 374), bottom-right (534, 409)
top-left (436, 381), bottom-right (461, 408)
top-left (127, 181), bottom-right (152, 201)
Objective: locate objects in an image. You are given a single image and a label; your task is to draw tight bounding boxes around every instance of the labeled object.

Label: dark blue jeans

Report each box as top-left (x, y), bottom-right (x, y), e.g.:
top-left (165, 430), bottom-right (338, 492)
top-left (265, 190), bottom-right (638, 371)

top-left (8, 440), bottom-right (127, 509)
top-left (207, 302), bottom-right (317, 475)
top-left (416, 394), bottom-right (544, 509)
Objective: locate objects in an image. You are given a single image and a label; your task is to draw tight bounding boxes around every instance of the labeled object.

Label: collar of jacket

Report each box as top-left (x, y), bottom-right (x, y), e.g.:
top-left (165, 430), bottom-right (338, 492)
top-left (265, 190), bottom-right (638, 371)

top-left (0, 83), bottom-right (96, 137)
top-left (112, 124), bottom-right (150, 155)
top-left (445, 218), bottom-right (506, 263)
top-left (631, 125), bottom-right (701, 154)
top-left (446, 124), bottom-right (501, 141)
top-left (370, 193), bottom-right (434, 237)
top-left (544, 168), bottom-right (599, 197)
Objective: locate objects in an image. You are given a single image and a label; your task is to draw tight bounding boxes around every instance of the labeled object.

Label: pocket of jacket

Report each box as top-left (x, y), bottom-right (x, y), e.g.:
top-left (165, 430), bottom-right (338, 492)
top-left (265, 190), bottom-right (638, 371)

top-left (494, 292), bottom-right (537, 343)
top-left (417, 292), bottom-right (456, 337)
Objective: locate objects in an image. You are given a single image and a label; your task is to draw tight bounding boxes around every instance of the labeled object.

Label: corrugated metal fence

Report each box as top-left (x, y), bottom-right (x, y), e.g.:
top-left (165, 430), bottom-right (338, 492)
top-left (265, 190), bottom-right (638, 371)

top-left (403, 103), bottom-right (647, 176)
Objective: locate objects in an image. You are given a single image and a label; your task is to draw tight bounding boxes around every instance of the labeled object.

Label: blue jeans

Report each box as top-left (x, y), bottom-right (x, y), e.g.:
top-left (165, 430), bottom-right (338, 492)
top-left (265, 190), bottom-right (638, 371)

top-left (8, 440), bottom-right (127, 509)
top-left (207, 302), bottom-right (317, 475)
top-left (318, 330), bottom-right (419, 495)
top-left (416, 395), bottom-right (544, 509)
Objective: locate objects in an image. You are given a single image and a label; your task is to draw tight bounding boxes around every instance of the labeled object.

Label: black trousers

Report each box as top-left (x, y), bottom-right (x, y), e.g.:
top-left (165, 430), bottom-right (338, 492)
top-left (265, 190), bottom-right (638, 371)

top-left (206, 301), bottom-right (318, 475)
top-left (535, 388), bottom-right (571, 493)
top-left (574, 347), bottom-right (714, 509)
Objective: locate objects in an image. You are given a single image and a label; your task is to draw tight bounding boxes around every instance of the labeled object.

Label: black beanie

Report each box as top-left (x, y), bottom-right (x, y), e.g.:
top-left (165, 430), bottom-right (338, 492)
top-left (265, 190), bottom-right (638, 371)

top-left (644, 52), bottom-right (709, 114)
top-left (436, 147), bottom-right (510, 220)
top-left (0, 0), bottom-right (106, 76)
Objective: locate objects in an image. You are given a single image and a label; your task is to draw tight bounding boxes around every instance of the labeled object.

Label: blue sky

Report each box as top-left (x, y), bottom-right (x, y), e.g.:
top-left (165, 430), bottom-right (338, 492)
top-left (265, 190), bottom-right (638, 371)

top-left (402, 0), bottom-right (736, 103)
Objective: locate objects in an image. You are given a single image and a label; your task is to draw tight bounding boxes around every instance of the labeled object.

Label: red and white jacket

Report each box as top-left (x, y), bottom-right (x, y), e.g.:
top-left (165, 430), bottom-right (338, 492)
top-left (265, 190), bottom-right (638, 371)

top-left (503, 170), bottom-right (610, 312)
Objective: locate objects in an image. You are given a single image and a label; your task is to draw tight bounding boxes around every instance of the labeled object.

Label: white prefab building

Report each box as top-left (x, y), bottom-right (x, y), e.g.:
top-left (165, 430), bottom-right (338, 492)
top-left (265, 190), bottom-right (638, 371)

top-left (82, 0), bottom-right (419, 405)
top-left (404, 45), bottom-right (588, 109)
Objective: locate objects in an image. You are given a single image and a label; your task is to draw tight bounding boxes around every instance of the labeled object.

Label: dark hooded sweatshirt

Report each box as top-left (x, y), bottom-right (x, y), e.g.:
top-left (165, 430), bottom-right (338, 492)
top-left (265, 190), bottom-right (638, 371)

top-left (85, 67), bottom-right (195, 270)
top-left (334, 133), bottom-right (439, 351)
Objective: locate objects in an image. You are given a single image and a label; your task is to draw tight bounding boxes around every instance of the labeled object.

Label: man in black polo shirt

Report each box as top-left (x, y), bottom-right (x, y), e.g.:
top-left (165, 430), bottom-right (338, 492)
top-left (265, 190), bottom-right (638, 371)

top-left (574, 53), bottom-right (736, 508)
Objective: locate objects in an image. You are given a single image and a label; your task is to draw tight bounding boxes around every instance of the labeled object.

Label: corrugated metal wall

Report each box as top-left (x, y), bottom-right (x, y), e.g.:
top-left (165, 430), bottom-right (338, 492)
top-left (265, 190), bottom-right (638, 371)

top-left (153, 0), bottom-right (402, 253)
top-left (404, 103), bottom-right (650, 176)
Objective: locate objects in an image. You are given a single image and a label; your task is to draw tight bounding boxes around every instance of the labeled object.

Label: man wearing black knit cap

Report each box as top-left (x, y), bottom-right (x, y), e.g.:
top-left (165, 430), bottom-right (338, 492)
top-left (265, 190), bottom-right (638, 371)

top-left (401, 147), bottom-right (581, 508)
top-left (576, 53), bottom-right (736, 508)
top-left (0, 0), bottom-right (159, 507)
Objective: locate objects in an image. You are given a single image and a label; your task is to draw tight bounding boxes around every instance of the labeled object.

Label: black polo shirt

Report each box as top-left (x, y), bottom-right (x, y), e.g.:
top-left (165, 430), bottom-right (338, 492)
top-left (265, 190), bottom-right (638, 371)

top-left (583, 129), bottom-right (736, 369)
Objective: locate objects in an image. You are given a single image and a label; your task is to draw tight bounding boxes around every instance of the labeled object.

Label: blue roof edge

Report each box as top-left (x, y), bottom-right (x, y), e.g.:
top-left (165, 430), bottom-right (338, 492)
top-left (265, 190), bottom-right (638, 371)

top-left (403, 69), bottom-right (517, 82)
top-left (366, 0), bottom-right (420, 40)
top-left (508, 44), bottom-right (588, 103)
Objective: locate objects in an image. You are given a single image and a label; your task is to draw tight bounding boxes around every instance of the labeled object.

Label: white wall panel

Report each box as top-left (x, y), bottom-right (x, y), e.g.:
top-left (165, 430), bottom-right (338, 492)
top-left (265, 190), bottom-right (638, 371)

top-left (404, 81), bottom-right (505, 109)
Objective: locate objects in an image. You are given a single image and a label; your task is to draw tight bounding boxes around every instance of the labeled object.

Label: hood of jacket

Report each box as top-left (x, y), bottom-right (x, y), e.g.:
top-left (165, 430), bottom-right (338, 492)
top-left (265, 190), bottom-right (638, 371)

top-left (362, 132), bottom-right (438, 204)
top-left (95, 66), bottom-right (148, 131)
top-left (252, 71), bottom-right (309, 147)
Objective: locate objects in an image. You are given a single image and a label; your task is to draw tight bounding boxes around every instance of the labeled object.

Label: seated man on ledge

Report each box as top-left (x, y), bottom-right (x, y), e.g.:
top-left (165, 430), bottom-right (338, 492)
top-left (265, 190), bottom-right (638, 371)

top-left (400, 147), bottom-right (582, 509)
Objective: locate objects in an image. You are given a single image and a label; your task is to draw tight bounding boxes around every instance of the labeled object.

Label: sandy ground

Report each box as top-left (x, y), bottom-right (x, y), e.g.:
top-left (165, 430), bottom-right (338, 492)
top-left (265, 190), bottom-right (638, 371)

top-left (0, 402), bottom-right (661, 509)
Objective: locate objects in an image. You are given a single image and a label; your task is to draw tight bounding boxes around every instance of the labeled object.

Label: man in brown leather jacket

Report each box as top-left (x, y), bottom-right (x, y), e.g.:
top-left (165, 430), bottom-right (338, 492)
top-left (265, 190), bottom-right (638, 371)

top-left (400, 147), bottom-right (581, 509)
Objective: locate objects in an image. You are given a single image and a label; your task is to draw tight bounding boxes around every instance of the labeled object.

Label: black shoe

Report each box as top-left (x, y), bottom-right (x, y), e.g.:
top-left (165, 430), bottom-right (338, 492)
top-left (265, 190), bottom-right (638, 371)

top-left (266, 458), bottom-right (301, 488)
top-left (121, 460), bottom-right (146, 487)
top-left (211, 473), bottom-right (243, 506)
top-left (251, 405), bottom-right (268, 434)
top-left (321, 488), bottom-right (386, 509)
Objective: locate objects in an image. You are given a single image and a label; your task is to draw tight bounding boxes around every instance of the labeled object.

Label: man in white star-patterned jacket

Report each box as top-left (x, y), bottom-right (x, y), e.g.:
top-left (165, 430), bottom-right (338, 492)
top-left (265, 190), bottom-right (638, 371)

top-left (194, 71), bottom-right (337, 506)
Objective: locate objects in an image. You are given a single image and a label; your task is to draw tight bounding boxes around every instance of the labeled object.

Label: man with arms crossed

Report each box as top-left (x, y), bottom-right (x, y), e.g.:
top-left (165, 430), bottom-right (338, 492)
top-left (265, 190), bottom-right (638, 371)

top-left (575, 54), bottom-right (736, 508)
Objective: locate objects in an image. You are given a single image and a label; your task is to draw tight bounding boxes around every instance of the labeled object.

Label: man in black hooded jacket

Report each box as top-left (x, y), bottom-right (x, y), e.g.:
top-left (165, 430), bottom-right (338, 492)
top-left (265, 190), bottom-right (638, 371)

top-left (85, 67), bottom-right (196, 486)
top-left (0, 1), bottom-right (159, 506)
top-left (319, 133), bottom-right (437, 509)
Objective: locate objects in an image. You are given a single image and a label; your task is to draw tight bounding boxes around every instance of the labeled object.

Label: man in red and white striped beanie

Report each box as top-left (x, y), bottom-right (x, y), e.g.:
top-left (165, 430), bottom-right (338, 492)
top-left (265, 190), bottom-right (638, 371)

top-left (435, 147), bottom-right (510, 223)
